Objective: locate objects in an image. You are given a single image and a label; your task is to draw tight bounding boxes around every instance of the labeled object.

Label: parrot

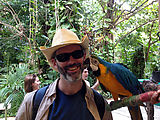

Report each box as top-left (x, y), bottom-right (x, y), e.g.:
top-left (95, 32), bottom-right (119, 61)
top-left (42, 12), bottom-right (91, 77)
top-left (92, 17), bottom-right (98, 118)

top-left (87, 55), bottom-right (145, 120)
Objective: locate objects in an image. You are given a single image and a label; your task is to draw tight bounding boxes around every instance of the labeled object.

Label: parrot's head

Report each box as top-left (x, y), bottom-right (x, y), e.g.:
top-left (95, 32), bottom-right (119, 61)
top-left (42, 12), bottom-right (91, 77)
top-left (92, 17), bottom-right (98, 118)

top-left (89, 55), bottom-right (100, 71)
top-left (83, 55), bottom-right (101, 77)
top-left (87, 55), bottom-right (101, 77)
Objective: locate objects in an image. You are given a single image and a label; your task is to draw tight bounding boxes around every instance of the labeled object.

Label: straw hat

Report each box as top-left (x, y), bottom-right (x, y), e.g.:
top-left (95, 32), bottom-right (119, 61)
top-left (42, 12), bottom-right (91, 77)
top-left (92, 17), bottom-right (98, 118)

top-left (40, 29), bottom-right (89, 71)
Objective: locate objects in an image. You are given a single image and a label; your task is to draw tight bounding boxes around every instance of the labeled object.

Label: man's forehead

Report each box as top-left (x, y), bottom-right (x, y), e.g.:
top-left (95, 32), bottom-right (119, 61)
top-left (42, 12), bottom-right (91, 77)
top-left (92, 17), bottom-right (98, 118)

top-left (56, 44), bottom-right (82, 52)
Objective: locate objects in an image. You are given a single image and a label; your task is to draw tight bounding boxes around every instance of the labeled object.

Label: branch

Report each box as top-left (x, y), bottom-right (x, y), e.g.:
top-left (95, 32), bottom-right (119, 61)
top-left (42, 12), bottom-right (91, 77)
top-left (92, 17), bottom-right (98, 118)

top-left (113, 18), bottom-right (158, 48)
top-left (0, 21), bottom-right (33, 60)
top-left (145, 21), bottom-right (154, 62)
top-left (97, 0), bottom-right (106, 13)
top-left (0, 0), bottom-right (35, 66)
top-left (151, 39), bottom-right (159, 44)
top-left (121, 0), bottom-right (147, 17)
top-left (0, 2), bottom-right (17, 25)
top-left (6, 1), bottom-right (22, 26)
top-left (0, 21), bottom-right (22, 35)
top-left (0, 1), bottom-right (25, 35)
top-left (115, 0), bottom-right (157, 26)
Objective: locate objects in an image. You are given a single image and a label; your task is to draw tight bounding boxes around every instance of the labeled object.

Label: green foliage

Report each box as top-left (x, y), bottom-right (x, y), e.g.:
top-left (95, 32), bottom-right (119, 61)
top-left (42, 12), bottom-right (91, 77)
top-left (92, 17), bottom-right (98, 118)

top-left (0, 36), bottom-right (24, 67)
top-left (40, 67), bottom-right (60, 86)
top-left (131, 44), bottom-right (145, 78)
top-left (0, 0), bottom-right (160, 117)
top-left (0, 0), bottom-right (31, 67)
top-left (0, 63), bottom-right (35, 114)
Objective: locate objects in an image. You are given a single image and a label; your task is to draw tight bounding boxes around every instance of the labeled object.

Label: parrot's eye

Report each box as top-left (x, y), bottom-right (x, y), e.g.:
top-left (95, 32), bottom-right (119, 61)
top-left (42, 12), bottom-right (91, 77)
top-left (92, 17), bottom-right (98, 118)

top-left (93, 60), bottom-right (97, 63)
top-left (92, 59), bottom-right (99, 65)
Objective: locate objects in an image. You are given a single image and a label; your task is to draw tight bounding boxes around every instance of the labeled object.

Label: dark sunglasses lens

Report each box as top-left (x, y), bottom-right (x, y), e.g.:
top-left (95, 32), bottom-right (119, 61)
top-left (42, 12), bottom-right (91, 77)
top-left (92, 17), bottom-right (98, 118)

top-left (56, 50), bottom-right (84, 62)
top-left (56, 53), bottom-right (69, 62)
top-left (72, 50), bottom-right (84, 59)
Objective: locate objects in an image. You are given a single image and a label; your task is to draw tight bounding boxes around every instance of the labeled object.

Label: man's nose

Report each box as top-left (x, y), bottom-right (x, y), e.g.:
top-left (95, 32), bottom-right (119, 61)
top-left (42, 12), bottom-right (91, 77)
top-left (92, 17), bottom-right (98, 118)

top-left (67, 56), bottom-right (76, 64)
top-left (69, 55), bottom-right (76, 61)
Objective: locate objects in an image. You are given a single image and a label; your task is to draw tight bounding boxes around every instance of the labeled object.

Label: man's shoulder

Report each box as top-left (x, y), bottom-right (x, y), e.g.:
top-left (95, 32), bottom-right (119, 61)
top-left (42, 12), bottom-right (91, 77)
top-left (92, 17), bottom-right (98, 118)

top-left (44, 79), bottom-right (58, 95)
top-left (24, 90), bottom-right (37, 102)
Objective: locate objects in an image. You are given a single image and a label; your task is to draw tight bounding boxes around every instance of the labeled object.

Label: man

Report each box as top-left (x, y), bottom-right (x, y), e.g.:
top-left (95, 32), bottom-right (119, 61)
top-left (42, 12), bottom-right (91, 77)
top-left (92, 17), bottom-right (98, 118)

top-left (16, 29), bottom-right (160, 120)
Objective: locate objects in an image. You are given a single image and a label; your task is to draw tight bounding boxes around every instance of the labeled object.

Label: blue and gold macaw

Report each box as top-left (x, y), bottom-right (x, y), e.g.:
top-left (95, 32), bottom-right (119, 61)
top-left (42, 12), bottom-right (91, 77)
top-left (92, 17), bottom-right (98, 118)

top-left (88, 55), bottom-right (144, 120)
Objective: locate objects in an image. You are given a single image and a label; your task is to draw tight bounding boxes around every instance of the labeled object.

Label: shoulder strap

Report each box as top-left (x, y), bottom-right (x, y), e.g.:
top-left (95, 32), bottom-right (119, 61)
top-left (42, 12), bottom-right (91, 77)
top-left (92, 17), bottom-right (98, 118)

top-left (92, 89), bottom-right (105, 120)
top-left (32, 85), bottom-right (49, 120)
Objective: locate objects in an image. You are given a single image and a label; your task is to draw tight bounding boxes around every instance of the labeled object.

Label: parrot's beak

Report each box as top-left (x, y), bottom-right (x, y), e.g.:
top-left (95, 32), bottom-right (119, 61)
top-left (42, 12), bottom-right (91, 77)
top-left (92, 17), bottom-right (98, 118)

top-left (88, 56), bottom-right (99, 71)
top-left (90, 63), bottom-right (99, 71)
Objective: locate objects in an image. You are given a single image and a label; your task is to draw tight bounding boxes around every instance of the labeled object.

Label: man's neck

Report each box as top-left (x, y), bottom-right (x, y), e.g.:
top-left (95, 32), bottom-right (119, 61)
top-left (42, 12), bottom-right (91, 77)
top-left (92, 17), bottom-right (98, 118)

top-left (58, 77), bottom-right (83, 95)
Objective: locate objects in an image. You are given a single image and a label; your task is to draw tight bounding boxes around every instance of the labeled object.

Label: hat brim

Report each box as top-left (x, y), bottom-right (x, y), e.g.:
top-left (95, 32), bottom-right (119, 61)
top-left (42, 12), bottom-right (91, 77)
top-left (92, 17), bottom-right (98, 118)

top-left (40, 35), bottom-right (89, 71)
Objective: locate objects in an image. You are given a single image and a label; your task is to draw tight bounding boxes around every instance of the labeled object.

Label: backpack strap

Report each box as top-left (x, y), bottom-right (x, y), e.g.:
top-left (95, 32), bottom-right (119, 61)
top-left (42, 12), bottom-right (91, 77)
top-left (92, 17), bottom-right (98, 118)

top-left (92, 89), bottom-right (105, 120)
top-left (32, 85), bottom-right (49, 120)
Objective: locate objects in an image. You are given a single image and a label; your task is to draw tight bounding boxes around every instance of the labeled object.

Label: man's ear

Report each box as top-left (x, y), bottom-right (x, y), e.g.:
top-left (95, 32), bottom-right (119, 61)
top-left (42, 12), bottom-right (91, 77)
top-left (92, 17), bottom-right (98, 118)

top-left (51, 58), bottom-right (57, 68)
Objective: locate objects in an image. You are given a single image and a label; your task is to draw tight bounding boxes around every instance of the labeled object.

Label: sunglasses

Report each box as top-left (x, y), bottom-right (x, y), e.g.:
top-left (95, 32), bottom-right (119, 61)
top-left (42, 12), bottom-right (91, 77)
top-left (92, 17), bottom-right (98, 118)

top-left (55, 50), bottom-right (84, 62)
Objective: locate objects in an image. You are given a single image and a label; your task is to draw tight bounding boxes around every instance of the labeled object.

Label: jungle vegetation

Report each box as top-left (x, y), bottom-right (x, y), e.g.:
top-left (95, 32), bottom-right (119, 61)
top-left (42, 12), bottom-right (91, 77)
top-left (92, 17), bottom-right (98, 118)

top-left (0, 0), bottom-right (159, 117)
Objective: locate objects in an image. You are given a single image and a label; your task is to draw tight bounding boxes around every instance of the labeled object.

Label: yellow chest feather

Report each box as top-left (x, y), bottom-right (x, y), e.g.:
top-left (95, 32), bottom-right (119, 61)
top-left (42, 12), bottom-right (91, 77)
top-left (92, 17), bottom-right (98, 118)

top-left (97, 64), bottom-right (132, 100)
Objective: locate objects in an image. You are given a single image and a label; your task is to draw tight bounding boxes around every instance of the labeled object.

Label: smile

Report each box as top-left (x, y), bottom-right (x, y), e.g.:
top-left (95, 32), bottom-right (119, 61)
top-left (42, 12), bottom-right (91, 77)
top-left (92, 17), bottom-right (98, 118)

top-left (68, 66), bottom-right (79, 71)
top-left (65, 63), bottom-right (81, 73)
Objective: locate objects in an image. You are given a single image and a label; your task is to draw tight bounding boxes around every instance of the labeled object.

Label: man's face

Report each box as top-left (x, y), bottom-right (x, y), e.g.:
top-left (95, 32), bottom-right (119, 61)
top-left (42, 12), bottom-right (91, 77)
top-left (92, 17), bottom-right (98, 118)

top-left (52, 45), bottom-right (86, 82)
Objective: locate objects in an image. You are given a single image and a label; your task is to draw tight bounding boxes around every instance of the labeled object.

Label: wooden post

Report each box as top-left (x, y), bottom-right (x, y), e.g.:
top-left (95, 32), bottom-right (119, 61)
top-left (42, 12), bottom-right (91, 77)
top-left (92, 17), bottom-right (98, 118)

top-left (5, 105), bottom-right (7, 120)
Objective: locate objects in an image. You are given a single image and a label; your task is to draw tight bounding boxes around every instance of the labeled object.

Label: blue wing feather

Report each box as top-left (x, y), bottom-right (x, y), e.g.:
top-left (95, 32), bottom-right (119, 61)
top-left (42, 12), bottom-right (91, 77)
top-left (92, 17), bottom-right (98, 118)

top-left (97, 57), bottom-right (142, 95)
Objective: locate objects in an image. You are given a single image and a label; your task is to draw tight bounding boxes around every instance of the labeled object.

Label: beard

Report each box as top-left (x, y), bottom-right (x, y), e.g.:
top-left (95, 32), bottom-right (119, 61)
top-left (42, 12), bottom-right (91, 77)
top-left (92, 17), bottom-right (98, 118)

top-left (57, 63), bottom-right (83, 82)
